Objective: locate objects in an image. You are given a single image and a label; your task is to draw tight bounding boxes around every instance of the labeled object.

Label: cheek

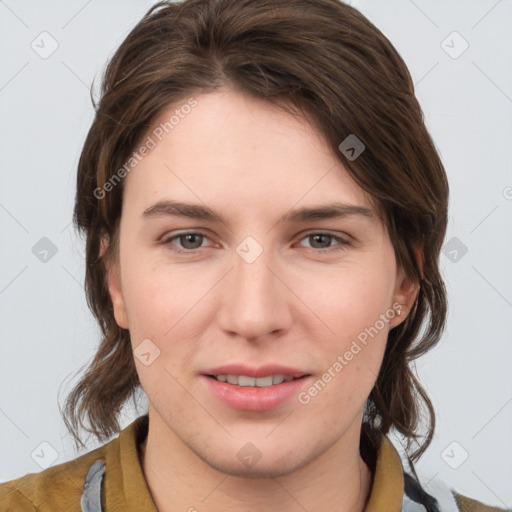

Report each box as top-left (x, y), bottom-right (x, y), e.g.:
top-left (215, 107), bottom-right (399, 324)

top-left (293, 258), bottom-right (395, 341)
top-left (120, 256), bottom-right (216, 391)
top-left (121, 254), bottom-right (209, 336)
top-left (298, 315), bottom-right (389, 421)
top-left (292, 262), bottom-right (394, 404)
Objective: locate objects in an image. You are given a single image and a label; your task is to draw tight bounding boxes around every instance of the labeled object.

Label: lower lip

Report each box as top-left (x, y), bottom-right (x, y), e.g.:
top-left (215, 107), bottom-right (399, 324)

top-left (202, 375), bottom-right (310, 412)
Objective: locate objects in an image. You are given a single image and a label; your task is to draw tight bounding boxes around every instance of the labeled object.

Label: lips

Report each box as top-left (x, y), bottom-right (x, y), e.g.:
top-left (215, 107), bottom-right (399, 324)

top-left (201, 363), bottom-right (311, 412)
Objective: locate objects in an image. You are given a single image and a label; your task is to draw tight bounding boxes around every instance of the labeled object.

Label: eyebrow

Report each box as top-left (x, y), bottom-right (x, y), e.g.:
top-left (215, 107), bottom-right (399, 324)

top-left (142, 200), bottom-right (375, 226)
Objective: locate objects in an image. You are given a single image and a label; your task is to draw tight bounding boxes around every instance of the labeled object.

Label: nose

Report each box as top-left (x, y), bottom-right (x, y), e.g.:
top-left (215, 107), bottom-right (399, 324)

top-left (216, 244), bottom-right (294, 343)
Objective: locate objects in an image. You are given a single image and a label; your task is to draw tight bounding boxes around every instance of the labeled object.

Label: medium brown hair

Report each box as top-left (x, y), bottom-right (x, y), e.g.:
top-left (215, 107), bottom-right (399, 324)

top-left (62, 0), bottom-right (449, 463)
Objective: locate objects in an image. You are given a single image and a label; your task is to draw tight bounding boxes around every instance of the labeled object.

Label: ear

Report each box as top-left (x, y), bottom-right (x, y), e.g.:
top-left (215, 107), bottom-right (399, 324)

top-left (389, 245), bottom-right (424, 329)
top-left (101, 236), bottom-right (129, 329)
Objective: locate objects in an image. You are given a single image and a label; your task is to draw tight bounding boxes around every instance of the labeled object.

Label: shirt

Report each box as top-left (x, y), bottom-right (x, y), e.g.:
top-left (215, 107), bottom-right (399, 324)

top-left (0, 414), bottom-right (507, 511)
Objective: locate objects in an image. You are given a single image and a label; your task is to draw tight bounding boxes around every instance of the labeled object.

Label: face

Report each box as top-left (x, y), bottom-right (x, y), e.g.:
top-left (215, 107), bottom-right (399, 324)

top-left (106, 87), bottom-right (418, 477)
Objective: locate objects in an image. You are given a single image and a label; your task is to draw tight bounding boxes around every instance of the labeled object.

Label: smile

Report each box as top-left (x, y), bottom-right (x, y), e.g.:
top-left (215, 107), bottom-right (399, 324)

top-left (209, 374), bottom-right (302, 387)
top-left (203, 374), bottom-right (311, 412)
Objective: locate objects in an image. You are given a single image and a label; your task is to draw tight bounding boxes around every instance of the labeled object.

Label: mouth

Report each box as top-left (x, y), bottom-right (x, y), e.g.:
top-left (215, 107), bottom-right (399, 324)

top-left (201, 367), bottom-right (312, 412)
top-left (206, 374), bottom-right (309, 387)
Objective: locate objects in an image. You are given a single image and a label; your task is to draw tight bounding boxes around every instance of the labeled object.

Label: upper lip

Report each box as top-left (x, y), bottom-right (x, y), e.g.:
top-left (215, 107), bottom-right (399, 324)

top-left (203, 364), bottom-right (309, 379)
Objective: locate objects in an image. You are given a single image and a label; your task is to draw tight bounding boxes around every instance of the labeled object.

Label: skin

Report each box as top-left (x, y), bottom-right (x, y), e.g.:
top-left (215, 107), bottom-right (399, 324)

top-left (105, 87), bottom-right (420, 512)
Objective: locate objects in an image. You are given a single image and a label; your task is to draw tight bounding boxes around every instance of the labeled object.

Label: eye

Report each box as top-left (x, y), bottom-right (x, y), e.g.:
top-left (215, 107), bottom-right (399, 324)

top-left (297, 232), bottom-right (351, 252)
top-left (161, 232), bottom-right (211, 254)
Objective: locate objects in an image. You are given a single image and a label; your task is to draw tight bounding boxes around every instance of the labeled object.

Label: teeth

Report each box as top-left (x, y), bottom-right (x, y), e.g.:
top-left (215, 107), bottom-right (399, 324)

top-left (239, 375), bottom-right (256, 386)
top-left (226, 375), bottom-right (238, 385)
top-left (213, 374), bottom-right (296, 387)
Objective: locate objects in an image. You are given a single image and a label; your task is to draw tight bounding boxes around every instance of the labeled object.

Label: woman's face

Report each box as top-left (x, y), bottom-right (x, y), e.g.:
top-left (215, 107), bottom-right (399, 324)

top-left (106, 87), bottom-right (417, 476)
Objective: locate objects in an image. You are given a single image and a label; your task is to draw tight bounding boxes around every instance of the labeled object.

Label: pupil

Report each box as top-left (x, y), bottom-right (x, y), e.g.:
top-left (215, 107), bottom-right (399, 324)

top-left (311, 234), bottom-right (330, 248)
top-left (182, 234), bottom-right (202, 249)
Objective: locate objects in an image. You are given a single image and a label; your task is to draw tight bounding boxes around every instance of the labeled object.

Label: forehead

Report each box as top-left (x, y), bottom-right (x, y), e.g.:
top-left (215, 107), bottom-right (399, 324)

top-left (122, 88), bottom-right (377, 223)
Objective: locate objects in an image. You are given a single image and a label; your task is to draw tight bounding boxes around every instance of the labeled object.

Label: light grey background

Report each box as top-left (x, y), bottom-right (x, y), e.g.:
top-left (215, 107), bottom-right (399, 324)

top-left (1, 0), bottom-right (511, 508)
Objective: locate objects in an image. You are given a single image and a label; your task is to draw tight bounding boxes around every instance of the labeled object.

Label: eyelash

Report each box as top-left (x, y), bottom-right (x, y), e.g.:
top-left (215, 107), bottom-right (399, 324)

top-left (160, 231), bottom-right (351, 255)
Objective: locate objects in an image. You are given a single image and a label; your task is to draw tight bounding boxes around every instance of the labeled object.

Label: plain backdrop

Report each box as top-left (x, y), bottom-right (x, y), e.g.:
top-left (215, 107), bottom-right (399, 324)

top-left (1, 0), bottom-right (511, 508)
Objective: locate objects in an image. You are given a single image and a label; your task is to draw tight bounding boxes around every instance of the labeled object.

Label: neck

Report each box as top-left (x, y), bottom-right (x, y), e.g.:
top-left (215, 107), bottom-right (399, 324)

top-left (139, 411), bottom-right (373, 512)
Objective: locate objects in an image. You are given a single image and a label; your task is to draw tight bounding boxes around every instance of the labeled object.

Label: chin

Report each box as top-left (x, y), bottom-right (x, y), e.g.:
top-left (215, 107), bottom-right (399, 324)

top-left (195, 446), bottom-right (314, 479)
